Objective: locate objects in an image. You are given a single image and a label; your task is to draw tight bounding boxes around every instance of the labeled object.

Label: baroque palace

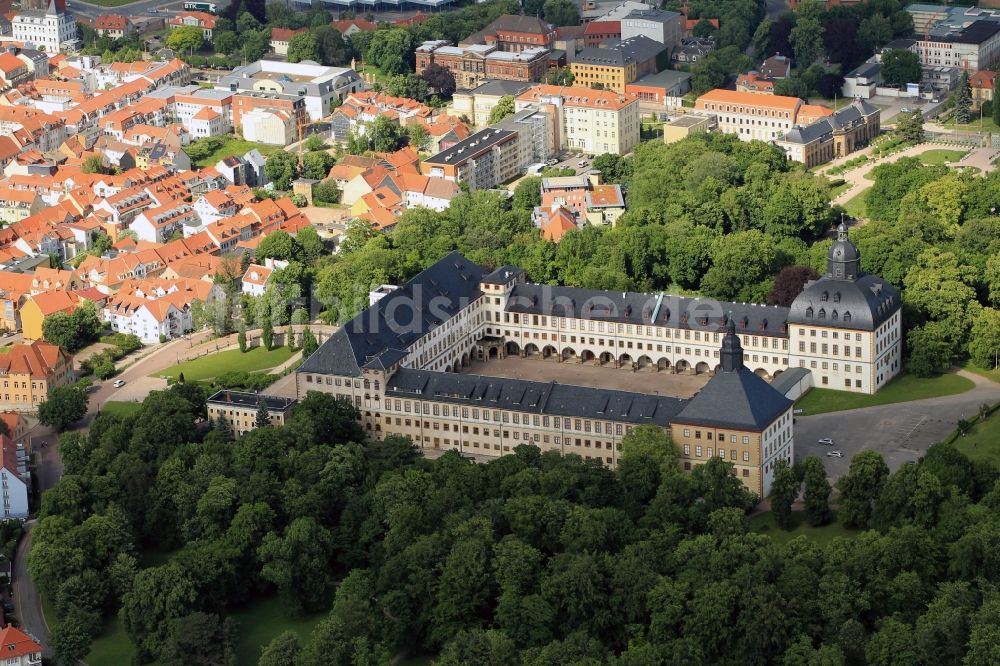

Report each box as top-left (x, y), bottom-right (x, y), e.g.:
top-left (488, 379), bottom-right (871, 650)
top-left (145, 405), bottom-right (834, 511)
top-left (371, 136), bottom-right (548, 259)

top-left (297, 225), bottom-right (900, 497)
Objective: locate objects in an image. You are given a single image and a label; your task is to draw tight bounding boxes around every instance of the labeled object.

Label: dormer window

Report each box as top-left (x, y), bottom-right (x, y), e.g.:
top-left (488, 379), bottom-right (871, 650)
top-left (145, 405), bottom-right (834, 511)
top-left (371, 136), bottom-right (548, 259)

top-left (833, 292), bottom-right (840, 303)
top-left (821, 291), bottom-right (828, 301)
top-left (831, 310), bottom-right (838, 321)
top-left (843, 311), bottom-right (851, 323)
top-left (805, 307), bottom-right (813, 318)
top-left (818, 308), bottom-right (826, 319)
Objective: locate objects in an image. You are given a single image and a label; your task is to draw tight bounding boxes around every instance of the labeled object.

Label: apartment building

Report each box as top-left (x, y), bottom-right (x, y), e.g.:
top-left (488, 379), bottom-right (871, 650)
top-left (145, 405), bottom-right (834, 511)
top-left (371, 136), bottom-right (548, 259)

top-left (11, 0), bottom-right (77, 54)
top-left (421, 127), bottom-right (521, 190)
top-left (620, 8), bottom-right (683, 47)
top-left (451, 80), bottom-right (536, 127)
top-left (570, 35), bottom-right (664, 93)
top-left (0, 340), bottom-right (72, 412)
top-left (694, 89), bottom-right (832, 142)
top-left (416, 41), bottom-right (549, 90)
top-left (207, 390), bottom-right (297, 436)
top-left (515, 84), bottom-right (641, 155)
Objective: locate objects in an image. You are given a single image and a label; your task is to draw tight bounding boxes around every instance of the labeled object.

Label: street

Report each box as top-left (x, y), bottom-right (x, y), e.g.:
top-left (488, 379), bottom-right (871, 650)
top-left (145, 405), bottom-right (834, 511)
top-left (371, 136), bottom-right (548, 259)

top-left (70, 0), bottom-right (188, 23)
top-left (10, 331), bottom-right (213, 654)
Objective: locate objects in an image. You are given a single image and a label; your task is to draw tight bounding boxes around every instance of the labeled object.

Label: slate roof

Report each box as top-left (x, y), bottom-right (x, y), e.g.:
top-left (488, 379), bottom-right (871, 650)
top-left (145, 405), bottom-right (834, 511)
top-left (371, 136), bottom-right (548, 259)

top-left (462, 79), bottom-right (536, 97)
top-left (298, 251), bottom-right (486, 377)
top-left (505, 283), bottom-right (790, 337)
top-left (673, 365), bottom-right (791, 430)
top-left (574, 34), bottom-right (664, 67)
top-left (674, 328), bottom-right (791, 430)
top-left (386, 368), bottom-right (688, 426)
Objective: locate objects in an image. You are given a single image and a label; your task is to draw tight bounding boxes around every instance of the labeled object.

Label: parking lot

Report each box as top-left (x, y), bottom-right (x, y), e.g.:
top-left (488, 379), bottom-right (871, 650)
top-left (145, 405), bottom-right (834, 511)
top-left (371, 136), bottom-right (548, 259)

top-left (793, 371), bottom-right (1000, 478)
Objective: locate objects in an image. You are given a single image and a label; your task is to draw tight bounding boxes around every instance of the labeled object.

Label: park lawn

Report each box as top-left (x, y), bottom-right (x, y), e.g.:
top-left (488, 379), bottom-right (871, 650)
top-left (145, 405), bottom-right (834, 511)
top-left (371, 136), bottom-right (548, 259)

top-left (918, 148), bottom-right (968, 165)
top-left (943, 115), bottom-right (1000, 134)
top-left (81, 595), bottom-right (322, 666)
top-left (843, 187), bottom-right (869, 218)
top-left (154, 346), bottom-right (294, 382)
top-left (749, 511), bottom-right (859, 547)
top-left (829, 182), bottom-right (851, 198)
top-left (191, 136), bottom-right (280, 168)
top-left (100, 401), bottom-right (142, 418)
top-left (86, 617), bottom-right (138, 666)
top-left (795, 372), bottom-right (974, 415)
top-left (963, 360), bottom-right (1000, 384)
top-left (229, 596), bottom-right (325, 665)
top-left (954, 418), bottom-right (1000, 466)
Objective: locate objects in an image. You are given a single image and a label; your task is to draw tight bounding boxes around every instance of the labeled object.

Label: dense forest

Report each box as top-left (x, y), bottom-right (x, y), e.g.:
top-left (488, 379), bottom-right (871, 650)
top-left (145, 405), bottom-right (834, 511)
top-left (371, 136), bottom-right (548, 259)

top-left (27, 383), bottom-right (1000, 665)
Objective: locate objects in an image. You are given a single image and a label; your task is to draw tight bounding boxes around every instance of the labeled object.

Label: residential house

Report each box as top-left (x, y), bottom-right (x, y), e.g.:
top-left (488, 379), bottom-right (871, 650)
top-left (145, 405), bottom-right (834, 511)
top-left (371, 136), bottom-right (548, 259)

top-left (970, 69), bottom-right (996, 109)
top-left (736, 71), bottom-right (776, 94)
top-left (0, 411), bottom-right (30, 452)
top-left (0, 340), bottom-right (72, 412)
top-left (18, 290), bottom-right (80, 341)
top-left (270, 27), bottom-right (307, 56)
top-left (206, 390), bottom-right (296, 436)
top-left (168, 11), bottom-right (216, 40)
top-left (760, 54), bottom-right (792, 79)
top-left (0, 435), bottom-right (28, 519)
top-left (95, 14), bottom-right (133, 39)
top-left (0, 625), bottom-right (42, 662)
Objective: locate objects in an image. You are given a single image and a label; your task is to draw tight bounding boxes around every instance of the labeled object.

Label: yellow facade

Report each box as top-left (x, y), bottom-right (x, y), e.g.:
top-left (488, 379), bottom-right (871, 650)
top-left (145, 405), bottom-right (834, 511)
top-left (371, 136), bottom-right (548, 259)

top-left (671, 423), bottom-right (764, 497)
top-left (569, 61), bottom-right (637, 93)
top-left (18, 299), bottom-right (44, 342)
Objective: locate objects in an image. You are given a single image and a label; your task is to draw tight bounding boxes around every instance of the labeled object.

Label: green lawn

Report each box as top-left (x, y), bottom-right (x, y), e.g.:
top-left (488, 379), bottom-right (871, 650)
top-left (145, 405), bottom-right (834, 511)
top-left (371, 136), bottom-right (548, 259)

top-left (749, 511), bottom-right (859, 546)
top-left (943, 115), bottom-right (1000, 134)
top-left (99, 401), bottom-right (142, 418)
top-left (154, 346), bottom-right (294, 382)
top-left (918, 148), bottom-right (968, 166)
top-left (86, 617), bottom-right (137, 666)
top-left (230, 597), bottom-right (325, 665)
top-left (963, 360), bottom-right (1000, 384)
top-left (842, 187), bottom-right (869, 218)
top-left (795, 372), bottom-right (975, 415)
top-left (190, 137), bottom-right (280, 168)
top-left (830, 182), bottom-right (851, 198)
top-left (954, 416), bottom-right (1000, 467)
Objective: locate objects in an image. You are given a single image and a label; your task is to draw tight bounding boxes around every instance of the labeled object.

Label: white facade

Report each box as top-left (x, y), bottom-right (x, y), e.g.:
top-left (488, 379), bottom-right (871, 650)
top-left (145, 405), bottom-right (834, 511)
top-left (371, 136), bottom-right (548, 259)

top-left (0, 466), bottom-right (28, 520)
top-left (12, 10), bottom-right (77, 54)
top-left (104, 301), bottom-right (190, 343)
top-left (241, 108), bottom-right (294, 146)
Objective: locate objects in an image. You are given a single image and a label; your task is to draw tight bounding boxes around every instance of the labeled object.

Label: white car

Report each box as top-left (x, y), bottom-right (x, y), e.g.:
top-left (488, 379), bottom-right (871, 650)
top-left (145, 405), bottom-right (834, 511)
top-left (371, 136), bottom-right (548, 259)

top-left (577, 160), bottom-right (588, 168)
top-left (817, 437), bottom-right (835, 446)
top-left (826, 451), bottom-right (843, 458)
top-left (113, 379), bottom-right (126, 388)
top-left (545, 158), bottom-right (559, 166)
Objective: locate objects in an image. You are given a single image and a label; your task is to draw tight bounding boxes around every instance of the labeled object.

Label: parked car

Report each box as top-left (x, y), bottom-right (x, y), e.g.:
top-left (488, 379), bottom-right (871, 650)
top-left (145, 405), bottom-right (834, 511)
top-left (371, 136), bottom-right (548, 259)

top-left (113, 379), bottom-right (126, 388)
top-left (817, 437), bottom-right (835, 446)
top-left (826, 451), bottom-right (843, 458)
top-left (577, 160), bottom-right (588, 168)
top-left (545, 158), bottom-right (558, 166)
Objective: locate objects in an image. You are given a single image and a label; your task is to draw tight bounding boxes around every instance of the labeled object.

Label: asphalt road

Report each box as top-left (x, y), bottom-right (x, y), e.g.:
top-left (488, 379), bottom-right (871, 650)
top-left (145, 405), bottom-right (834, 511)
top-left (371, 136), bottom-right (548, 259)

top-left (10, 332), bottom-right (213, 655)
top-left (13, 522), bottom-right (48, 655)
top-left (70, 0), bottom-right (188, 23)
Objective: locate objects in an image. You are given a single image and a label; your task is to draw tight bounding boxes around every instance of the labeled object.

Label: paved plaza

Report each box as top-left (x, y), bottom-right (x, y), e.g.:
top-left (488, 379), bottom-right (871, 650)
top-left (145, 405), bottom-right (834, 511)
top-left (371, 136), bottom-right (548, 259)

top-left (460, 355), bottom-right (711, 398)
